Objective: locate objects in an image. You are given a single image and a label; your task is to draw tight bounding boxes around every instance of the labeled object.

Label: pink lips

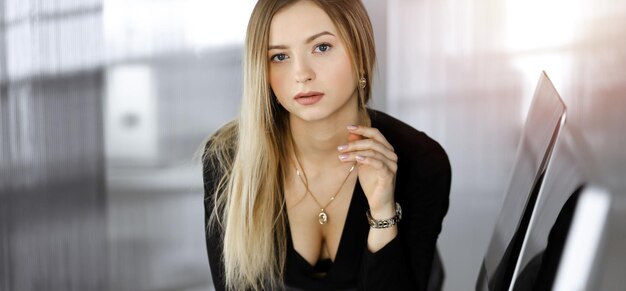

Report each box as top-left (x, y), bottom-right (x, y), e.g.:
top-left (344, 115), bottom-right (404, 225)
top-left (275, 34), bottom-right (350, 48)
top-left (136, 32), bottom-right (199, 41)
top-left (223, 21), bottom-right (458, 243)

top-left (294, 91), bottom-right (324, 105)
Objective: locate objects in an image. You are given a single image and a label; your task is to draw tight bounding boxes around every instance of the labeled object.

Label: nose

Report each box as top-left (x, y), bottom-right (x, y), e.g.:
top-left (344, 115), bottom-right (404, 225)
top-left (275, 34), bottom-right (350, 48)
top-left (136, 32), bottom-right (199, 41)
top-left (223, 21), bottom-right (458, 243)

top-left (294, 57), bottom-right (315, 84)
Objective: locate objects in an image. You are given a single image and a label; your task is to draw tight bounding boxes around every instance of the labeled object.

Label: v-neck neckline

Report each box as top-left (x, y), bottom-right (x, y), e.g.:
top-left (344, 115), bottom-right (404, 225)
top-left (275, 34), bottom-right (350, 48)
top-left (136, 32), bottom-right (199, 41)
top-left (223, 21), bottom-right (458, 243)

top-left (285, 110), bottom-right (378, 280)
top-left (286, 178), bottom-right (364, 275)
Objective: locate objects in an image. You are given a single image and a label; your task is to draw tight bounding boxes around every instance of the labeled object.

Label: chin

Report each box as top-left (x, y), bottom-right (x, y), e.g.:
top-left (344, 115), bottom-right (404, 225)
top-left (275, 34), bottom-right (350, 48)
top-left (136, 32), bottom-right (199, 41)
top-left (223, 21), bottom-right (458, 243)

top-left (287, 98), bottom-right (357, 123)
top-left (291, 108), bottom-right (333, 122)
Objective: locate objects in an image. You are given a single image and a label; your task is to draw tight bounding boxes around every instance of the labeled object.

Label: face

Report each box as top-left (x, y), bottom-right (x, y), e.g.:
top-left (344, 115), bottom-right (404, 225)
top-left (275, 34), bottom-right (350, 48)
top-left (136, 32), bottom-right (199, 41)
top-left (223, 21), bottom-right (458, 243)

top-left (268, 0), bottom-right (358, 122)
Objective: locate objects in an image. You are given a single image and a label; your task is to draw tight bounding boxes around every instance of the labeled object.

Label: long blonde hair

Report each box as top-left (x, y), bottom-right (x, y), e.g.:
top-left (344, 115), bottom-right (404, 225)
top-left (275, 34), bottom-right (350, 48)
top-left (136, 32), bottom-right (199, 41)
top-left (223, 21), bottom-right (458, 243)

top-left (205, 1), bottom-right (376, 290)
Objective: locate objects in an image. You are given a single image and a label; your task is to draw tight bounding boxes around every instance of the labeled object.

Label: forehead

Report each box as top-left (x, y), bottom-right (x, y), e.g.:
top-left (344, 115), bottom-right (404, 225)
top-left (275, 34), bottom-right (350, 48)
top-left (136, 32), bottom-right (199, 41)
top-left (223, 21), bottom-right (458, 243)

top-left (269, 1), bottom-right (338, 44)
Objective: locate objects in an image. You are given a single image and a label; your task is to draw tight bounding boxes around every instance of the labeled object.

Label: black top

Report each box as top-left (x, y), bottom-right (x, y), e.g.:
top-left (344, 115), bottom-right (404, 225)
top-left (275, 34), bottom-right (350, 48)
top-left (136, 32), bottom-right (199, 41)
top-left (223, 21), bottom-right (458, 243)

top-left (203, 110), bottom-right (451, 291)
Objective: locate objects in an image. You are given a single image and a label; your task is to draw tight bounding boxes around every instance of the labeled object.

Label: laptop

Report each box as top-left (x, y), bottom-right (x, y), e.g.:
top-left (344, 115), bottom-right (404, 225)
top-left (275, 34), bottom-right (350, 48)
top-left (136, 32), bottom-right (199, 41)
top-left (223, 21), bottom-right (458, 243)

top-left (476, 72), bottom-right (567, 291)
top-left (508, 123), bottom-right (593, 291)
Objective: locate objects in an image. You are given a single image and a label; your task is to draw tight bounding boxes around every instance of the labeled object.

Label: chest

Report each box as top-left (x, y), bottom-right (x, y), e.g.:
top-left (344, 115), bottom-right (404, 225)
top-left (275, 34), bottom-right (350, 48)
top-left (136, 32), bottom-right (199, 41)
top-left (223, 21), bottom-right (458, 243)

top-left (284, 173), bottom-right (358, 266)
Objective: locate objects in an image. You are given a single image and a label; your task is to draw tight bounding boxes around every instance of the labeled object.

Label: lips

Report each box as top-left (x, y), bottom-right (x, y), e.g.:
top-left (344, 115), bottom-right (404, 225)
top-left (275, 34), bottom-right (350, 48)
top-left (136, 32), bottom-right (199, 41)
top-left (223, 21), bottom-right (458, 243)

top-left (294, 91), bottom-right (324, 105)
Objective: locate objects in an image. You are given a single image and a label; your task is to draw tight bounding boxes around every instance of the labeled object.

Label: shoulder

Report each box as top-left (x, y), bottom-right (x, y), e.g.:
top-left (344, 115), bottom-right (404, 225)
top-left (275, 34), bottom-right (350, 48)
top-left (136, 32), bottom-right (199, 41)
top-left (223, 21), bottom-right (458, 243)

top-left (202, 120), bottom-right (238, 189)
top-left (369, 109), bottom-right (449, 173)
top-left (203, 121), bottom-right (238, 167)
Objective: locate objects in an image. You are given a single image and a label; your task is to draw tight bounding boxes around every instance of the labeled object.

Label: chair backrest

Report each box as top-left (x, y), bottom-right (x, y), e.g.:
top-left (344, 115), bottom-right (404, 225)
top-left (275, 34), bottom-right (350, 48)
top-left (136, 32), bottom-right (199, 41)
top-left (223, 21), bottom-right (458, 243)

top-left (476, 72), bottom-right (566, 291)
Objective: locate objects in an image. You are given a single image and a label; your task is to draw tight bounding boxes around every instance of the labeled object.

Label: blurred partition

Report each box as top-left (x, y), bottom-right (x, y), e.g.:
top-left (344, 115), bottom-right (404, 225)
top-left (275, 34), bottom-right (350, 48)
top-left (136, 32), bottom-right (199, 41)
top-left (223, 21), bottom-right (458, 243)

top-left (104, 49), bottom-right (243, 291)
top-left (0, 74), bottom-right (106, 291)
top-left (0, 2), bottom-right (106, 291)
top-left (0, 0), bottom-right (107, 291)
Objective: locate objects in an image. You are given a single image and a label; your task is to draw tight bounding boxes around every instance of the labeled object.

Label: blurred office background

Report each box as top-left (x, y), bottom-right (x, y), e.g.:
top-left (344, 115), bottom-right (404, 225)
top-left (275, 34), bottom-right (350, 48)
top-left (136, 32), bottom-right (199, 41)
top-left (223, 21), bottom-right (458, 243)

top-left (1, 0), bottom-right (625, 290)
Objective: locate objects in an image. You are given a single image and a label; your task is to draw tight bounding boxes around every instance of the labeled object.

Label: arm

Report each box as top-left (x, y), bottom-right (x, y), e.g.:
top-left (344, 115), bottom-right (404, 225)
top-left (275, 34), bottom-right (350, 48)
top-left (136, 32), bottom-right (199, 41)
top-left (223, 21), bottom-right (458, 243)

top-left (202, 143), bottom-right (227, 291)
top-left (359, 145), bottom-right (451, 290)
top-left (401, 147), bottom-right (451, 290)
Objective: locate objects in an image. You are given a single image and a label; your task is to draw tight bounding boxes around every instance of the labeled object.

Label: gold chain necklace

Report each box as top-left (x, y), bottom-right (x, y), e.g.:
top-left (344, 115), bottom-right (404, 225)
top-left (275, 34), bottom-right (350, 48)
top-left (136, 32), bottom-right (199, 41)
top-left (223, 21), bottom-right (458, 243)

top-left (293, 153), bottom-right (356, 225)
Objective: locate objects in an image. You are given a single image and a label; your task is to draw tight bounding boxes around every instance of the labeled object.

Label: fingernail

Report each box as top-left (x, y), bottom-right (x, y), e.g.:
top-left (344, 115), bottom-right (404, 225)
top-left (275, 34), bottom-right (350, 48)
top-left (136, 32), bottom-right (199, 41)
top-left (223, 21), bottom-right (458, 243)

top-left (337, 144), bottom-right (348, 151)
top-left (339, 154), bottom-right (349, 160)
top-left (355, 155), bottom-right (365, 161)
top-left (347, 125), bottom-right (358, 131)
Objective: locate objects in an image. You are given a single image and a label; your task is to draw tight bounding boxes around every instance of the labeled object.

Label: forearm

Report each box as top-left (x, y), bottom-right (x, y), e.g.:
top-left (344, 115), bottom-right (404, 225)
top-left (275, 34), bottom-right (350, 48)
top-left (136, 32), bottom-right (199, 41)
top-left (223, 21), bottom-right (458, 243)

top-left (360, 233), bottom-right (414, 290)
top-left (366, 202), bottom-right (398, 252)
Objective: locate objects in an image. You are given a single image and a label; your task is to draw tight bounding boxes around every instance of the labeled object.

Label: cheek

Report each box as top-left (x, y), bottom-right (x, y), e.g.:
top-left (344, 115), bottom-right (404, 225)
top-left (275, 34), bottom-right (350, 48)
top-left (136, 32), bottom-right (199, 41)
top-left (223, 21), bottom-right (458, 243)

top-left (269, 68), bottom-right (289, 102)
top-left (327, 55), bottom-right (356, 91)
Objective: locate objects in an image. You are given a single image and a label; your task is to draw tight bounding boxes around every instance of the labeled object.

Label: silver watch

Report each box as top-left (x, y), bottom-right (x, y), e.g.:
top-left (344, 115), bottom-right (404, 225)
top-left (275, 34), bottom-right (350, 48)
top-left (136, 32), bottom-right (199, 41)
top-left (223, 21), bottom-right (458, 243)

top-left (366, 202), bottom-right (402, 229)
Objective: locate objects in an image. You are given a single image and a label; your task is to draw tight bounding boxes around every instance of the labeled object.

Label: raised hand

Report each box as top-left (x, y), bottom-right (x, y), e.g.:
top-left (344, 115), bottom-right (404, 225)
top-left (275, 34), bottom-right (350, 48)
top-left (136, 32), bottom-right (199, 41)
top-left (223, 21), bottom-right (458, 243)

top-left (337, 125), bottom-right (398, 215)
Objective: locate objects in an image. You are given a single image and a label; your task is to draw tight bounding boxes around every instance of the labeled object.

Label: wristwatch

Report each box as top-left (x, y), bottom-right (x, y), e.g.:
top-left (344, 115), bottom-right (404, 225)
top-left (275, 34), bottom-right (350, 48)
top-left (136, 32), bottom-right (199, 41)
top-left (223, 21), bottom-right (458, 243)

top-left (366, 202), bottom-right (402, 229)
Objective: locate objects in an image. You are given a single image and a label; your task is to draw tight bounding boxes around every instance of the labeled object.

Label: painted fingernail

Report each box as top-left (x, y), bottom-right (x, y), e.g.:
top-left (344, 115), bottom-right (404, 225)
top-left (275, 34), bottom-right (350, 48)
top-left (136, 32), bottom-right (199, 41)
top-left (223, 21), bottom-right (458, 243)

top-left (347, 125), bottom-right (358, 131)
top-left (339, 154), bottom-right (349, 160)
top-left (337, 144), bottom-right (348, 151)
top-left (355, 155), bottom-right (366, 161)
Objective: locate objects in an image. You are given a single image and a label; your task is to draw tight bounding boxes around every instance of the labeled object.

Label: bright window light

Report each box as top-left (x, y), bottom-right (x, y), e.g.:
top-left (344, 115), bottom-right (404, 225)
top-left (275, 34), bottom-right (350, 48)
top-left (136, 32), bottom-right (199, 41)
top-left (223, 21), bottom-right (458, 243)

top-left (504, 0), bottom-right (584, 123)
top-left (103, 0), bottom-right (257, 59)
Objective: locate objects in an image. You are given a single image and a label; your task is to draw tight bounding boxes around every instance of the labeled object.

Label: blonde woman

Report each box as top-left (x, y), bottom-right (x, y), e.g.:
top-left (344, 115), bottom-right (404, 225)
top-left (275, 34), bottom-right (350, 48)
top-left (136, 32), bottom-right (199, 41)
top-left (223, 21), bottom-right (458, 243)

top-left (203, 0), bottom-right (451, 290)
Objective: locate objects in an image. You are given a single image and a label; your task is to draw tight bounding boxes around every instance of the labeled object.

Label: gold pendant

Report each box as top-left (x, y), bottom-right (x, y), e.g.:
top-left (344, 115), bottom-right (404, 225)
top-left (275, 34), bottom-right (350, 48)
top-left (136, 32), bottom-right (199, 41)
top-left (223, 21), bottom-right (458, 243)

top-left (318, 210), bottom-right (328, 225)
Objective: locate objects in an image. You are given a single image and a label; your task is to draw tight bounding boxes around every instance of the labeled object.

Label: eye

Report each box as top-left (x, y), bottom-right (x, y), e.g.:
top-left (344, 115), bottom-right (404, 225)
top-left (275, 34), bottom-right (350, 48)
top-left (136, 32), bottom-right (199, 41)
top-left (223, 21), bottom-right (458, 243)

top-left (314, 43), bottom-right (332, 53)
top-left (270, 53), bottom-right (289, 63)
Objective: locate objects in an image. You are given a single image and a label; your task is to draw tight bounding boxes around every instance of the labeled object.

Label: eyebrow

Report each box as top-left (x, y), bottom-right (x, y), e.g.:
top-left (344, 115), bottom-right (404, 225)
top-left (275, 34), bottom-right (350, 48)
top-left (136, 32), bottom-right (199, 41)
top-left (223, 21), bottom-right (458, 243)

top-left (268, 31), bottom-right (335, 50)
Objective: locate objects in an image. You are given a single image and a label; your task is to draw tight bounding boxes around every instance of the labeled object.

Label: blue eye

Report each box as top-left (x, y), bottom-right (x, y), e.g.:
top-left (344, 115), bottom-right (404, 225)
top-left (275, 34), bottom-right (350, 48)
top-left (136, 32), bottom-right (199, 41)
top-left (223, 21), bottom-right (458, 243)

top-left (314, 43), bottom-right (332, 53)
top-left (271, 53), bottom-right (288, 63)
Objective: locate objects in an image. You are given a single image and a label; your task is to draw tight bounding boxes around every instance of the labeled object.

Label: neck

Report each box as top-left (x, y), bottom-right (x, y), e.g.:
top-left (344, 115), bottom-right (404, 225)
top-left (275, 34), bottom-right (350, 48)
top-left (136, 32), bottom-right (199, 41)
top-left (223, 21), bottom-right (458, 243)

top-left (289, 106), bottom-right (363, 170)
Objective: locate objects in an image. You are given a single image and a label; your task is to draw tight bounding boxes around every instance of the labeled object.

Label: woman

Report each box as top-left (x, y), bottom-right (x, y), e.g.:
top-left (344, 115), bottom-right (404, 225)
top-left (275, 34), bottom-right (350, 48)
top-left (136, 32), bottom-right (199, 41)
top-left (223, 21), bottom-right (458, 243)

top-left (203, 0), bottom-right (451, 290)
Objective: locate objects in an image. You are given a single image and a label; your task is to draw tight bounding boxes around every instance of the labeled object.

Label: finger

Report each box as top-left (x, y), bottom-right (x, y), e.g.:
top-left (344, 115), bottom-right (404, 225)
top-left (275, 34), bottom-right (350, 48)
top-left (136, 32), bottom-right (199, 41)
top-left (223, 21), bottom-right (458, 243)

top-left (347, 125), bottom-right (394, 151)
top-left (348, 132), bottom-right (362, 143)
top-left (339, 150), bottom-right (397, 174)
top-left (354, 154), bottom-right (396, 177)
top-left (338, 139), bottom-right (398, 162)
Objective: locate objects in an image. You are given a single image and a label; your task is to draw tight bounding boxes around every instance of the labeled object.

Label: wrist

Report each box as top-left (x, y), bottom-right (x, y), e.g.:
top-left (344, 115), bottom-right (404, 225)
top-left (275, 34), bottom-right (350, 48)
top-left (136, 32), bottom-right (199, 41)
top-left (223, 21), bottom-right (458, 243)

top-left (367, 202), bottom-right (402, 229)
top-left (368, 201), bottom-right (396, 219)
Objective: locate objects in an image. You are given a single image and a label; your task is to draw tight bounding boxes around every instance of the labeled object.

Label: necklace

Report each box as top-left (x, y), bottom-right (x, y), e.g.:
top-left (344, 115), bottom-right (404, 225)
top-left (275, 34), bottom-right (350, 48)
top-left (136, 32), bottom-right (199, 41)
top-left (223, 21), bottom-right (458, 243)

top-left (293, 153), bottom-right (356, 225)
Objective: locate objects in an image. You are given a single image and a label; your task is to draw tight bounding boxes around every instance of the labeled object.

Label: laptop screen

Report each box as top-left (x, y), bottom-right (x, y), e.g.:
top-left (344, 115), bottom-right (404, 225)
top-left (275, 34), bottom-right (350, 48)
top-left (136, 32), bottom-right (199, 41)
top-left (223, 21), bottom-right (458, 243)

top-left (476, 72), bottom-right (567, 291)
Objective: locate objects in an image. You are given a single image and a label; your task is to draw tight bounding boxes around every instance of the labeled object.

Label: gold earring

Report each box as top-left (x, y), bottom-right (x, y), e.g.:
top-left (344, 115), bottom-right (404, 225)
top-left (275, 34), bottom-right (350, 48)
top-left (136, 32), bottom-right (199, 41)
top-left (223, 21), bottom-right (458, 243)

top-left (358, 77), bottom-right (367, 89)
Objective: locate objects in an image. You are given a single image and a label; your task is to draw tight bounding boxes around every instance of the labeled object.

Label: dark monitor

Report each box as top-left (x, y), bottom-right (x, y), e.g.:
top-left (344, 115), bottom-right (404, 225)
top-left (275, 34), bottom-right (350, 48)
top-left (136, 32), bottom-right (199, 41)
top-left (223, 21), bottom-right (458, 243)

top-left (589, 192), bottom-right (626, 291)
top-left (552, 186), bottom-right (612, 291)
top-left (476, 72), bottom-right (567, 291)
